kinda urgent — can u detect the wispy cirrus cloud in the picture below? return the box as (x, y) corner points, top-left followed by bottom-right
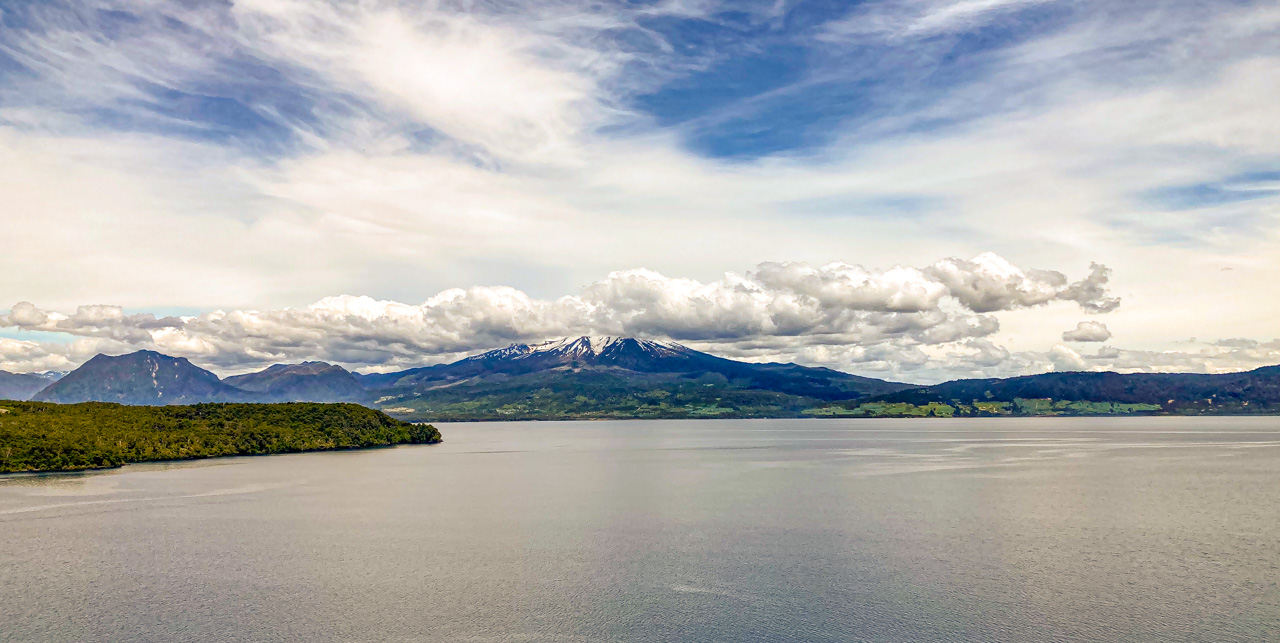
(819, 0), (1059, 41)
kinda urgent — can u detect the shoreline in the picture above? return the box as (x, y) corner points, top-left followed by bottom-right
(394, 410), (1280, 422)
(0, 441), (438, 477)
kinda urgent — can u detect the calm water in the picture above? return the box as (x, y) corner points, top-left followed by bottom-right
(2, 418), (1279, 642)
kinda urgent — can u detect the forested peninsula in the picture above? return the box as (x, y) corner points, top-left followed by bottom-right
(0, 402), (442, 473)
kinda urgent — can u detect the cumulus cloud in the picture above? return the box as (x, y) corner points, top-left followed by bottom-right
(1055, 264), (1122, 314)
(1047, 344), (1089, 371)
(0, 337), (120, 374)
(5, 302), (48, 327)
(1062, 320), (1112, 342)
(925, 254), (1120, 313)
(0, 253), (1117, 373)
(0, 338), (66, 373)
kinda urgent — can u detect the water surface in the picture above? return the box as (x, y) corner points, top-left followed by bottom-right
(3, 417), (1279, 641)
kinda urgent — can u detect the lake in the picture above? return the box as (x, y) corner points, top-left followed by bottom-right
(2, 417), (1279, 642)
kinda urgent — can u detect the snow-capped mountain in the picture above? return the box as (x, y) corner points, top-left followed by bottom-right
(466, 336), (687, 363)
(460, 336), (689, 363)
(358, 336), (910, 400)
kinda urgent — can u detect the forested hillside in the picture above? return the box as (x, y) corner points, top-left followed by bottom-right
(0, 402), (441, 473)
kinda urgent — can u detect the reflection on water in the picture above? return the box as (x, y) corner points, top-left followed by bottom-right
(2, 417), (1279, 642)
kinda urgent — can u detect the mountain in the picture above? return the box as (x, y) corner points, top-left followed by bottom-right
(362, 336), (908, 399)
(17, 339), (912, 419)
(362, 336), (914, 420)
(0, 371), (52, 401)
(224, 362), (368, 403)
(29, 342), (1279, 419)
(32, 351), (260, 405)
(857, 365), (1280, 415)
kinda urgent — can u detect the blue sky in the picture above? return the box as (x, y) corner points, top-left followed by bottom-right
(0, 0), (1114, 159)
(0, 0), (1278, 379)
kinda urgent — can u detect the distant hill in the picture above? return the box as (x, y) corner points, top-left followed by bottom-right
(32, 351), (260, 405)
(849, 366), (1280, 416)
(0, 371), (52, 401)
(225, 362), (368, 403)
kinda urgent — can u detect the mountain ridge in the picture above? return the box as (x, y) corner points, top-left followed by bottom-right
(12, 338), (1280, 417)
(224, 361), (368, 403)
(32, 351), (261, 405)
(0, 370), (53, 401)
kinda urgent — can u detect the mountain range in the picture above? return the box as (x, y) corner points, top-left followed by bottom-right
(0, 370), (57, 402)
(8, 336), (1280, 418)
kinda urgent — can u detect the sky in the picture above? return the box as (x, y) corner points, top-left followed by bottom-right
(1, 0), (1278, 382)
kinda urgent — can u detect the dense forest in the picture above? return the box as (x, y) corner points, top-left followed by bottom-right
(0, 402), (441, 473)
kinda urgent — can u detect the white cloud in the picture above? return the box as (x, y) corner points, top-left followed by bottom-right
(0, 0), (1277, 383)
(0, 337), (125, 374)
(1047, 343), (1088, 371)
(822, 0), (1056, 41)
(925, 254), (1120, 313)
(0, 338), (67, 373)
(1, 253), (1117, 374)
(229, 0), (618, 164)
(1062, 320), (1111, 342)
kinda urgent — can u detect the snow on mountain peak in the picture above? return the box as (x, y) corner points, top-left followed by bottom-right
(528, 336), (621, 356)
(476, 336), (691, 362)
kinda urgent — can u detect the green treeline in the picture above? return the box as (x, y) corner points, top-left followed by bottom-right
(0, 401), (442, 473)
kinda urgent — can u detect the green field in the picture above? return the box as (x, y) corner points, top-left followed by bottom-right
(807, 397), (1163, 418)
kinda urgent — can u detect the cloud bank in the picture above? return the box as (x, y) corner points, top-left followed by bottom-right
(2, 252), (1276, 382)
(2, 253), (1117, 375)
